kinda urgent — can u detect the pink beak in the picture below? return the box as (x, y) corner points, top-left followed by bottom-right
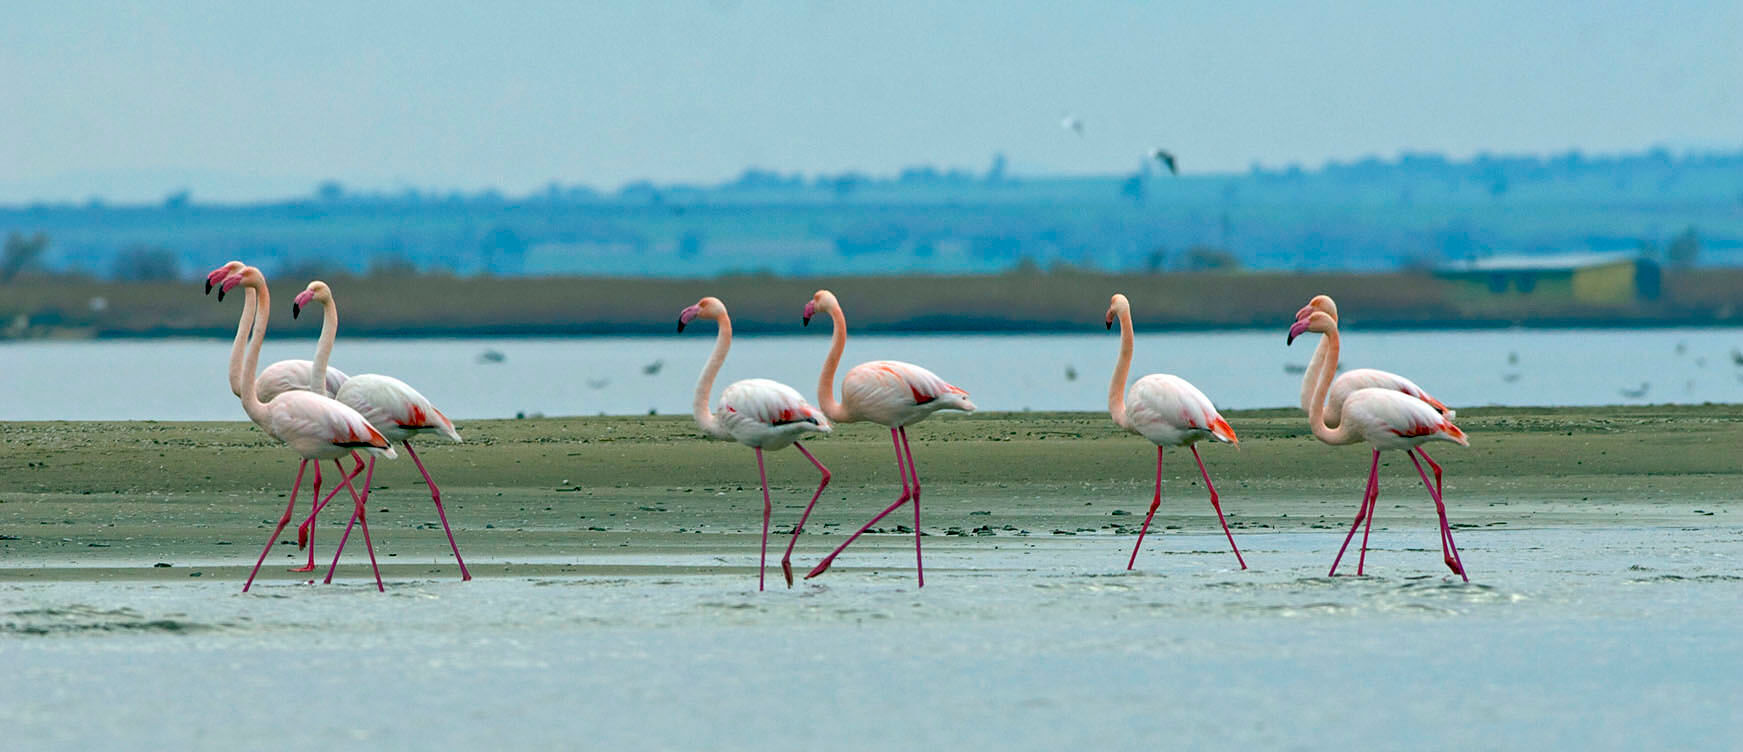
(1286, 319), (1311, 345)
(802, 300), (817, 326)
(676, 304), (701, 333)
(1294, 303), (1316, 321)
(218, 274), (244, 301)
(292, 290), (314, 319)
(205, 268), (231, 294)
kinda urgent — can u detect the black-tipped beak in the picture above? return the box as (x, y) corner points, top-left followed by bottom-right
(205, 279), (214, 295)
(1105, 320), (1112, 330)
(292, 303), (301, 319)
(1287, 319), (1310, 345)
(802, 314), (811, 326)
(217, 288), (227, 302)
(1286, 331), (1297, 345)
(676, 317), (687, 333)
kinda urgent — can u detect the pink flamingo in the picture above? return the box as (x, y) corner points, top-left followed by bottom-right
(1294, 294), (1452, 498)
(800, 290), (975, 587)
(289, 281), (471, 583)
(206, 261), (354, 574)
(1290, 309), (1471, 580)
(218, 267), (397, 592)
(1105, 294), (1246, 570)
(678, 296), (832, 590)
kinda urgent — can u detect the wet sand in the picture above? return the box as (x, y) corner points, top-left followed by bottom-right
(3, 407), (1741, 749)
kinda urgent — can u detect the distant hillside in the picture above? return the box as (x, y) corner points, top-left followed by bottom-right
(2, 148), (1741, 280)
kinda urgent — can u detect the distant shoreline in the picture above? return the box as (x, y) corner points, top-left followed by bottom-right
(5, 269), (1743, 341)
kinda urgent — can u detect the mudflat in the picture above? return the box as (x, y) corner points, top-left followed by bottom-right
(2, 405), (1737, 582)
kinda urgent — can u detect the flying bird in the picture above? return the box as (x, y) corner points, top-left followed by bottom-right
(1150, 148), (1178, 175)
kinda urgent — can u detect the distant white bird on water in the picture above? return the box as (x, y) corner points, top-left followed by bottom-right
(1061, 114), (1084, 136)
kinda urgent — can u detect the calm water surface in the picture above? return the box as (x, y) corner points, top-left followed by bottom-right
(5, 327), (1742, 420)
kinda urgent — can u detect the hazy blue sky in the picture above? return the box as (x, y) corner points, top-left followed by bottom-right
(2, 1), (1738, 202)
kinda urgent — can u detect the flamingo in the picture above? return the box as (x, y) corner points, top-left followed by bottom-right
(218, 266), (397, 592)
(287, 280), (472, 583)
(800, 290), (975, 587)
(1289, 310), (1471, 580)
(205, 261), (355, 573)
(678, 296), (832, 590)
(1293, 294), (1454, 562)
(1104, 294), (1246, 570)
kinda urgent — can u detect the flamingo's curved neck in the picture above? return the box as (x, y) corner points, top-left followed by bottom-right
(310, 295), (338, 395)
(692, 310), (731, 439)
(228, 287), (256, 398)
(1108, 308), (1134, 431)
(239, 278), (271, 427)
(816, 305), (852, 423)
(1306, 325), (1358, 445)
(1300, 323), (1331, 413)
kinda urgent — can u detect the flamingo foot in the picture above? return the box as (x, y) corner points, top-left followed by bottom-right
(288, 563), (316, 573)
(805, 555), (836, 580)
(781, 558), (795, 588)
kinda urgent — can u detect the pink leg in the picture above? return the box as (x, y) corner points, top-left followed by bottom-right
(1418, 448), (1453, 560)
(755, 447), (770, 592)
(1127, 447), (1164, 570)
(1191, 445), (1246, 570)
(899, 427), (924, 588)
(291, 463), (322, 572)
(243, 459), (308, 592)
(779, 442), (830, 588)
(805, 429), (911, 581)
(300, 452), (365, 530)
(403, 441), (470, 581)
(1356, 464), (1379, 575)
(1330, 450), (1381, 577)
(348, 462), (385, 593)
(322, 456), (374, 585)
(1409, 449), (1468, 581)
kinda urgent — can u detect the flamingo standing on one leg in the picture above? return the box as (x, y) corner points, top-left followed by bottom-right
(800, 290), (975, 587)
(1292, 295), (1456, 572)
(288, 281), (471, 583)
(205, 261), (354, 573)
(1289, 310), (1471, 580)
(678, 296), (832, 590)
(1105, 294), (1246, 570)
(217, 267), (397, 592)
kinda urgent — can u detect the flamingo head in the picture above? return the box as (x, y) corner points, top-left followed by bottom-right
(676, 296), (723, 333)
(218, 266), (263, 302)
(1288, 310), (1335, 345)
(1104, 293), (1130, 330)
(1295, 294), (1337, 323)
(206, 260), (245, 295)
(292, 281), (330, 319)
(803, 289), (837, 327)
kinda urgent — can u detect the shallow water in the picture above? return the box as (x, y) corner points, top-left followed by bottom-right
(4, 525), (1740, 749)
(5, 327), (1743, 420)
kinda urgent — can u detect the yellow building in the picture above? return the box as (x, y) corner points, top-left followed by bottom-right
(1436, 252), (1659, 303)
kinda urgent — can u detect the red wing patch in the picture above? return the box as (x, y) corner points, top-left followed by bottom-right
(908, 382), (937, 405)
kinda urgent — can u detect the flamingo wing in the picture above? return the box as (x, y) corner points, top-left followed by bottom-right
(843, 360), (972, 409)
(338, 374), (461, 443)
(719, 378), (828, 429)
(268, 391), (397, 457)
(1346, 388), (1467, 446)
(1332, 368), (1451, 416)
(1126, 374), (1237, 445)
(258, 360), (351, 402)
